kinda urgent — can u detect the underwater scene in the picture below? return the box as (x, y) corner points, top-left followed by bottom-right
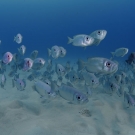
(0, 0), (135, 135)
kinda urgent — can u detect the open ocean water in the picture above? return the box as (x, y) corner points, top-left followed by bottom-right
(0, 0), (135, 135)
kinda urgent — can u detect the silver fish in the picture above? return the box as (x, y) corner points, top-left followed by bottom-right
(58, 84), (88, 104)
(34, 80), (56, 98)
(111, 48), (128, 57)
(81, 71), (99, 88)
(59, 46), (66, 57)
(18, 45), (26, 55)
(55, 64), (66, 76)
(12, 75), (26, 91)
(0, 74), (6, 89)
(2, 52), (13, 64)
(23, 58), (33, 71)
(14, 33), (23, 44)
(68, 34), (94, 47)
(30, 50), (38, 60)
(77, 57), (118, 75)
(13, 53), (22, 63)
(46, 59), (52, 73)
(32, 58), (45, 70)
(65, 70), (78, 84)
(48, 45), (60, 59)
(90, 30), (107, 45)
(124, 91), (135, 107)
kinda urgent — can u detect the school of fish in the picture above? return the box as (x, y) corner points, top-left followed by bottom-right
(0, 30), (135, 108)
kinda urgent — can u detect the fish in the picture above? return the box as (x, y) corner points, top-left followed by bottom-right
(27, 74), (35, 81)
(111, 48), (128, 57)
(0, 60), (6, 72)
(2, 52), (13, 64)
(68, 34), (94, 47)
(32, 58), (45, 70)
(18, 45), (26, 55)
(42, 71), (51, 80)
(90, 30), (107, 45)
(31, 71), (41, 79)
(65, 70), (78, 84)
(30, 50), (38, 60)
(114, 74), (122, 85)
(46, 59), (52, 73)
(81, 70), (99, 88)
(48, 45), (60, 59)
(43, 79), (51, 86)
(12, 74), (26, 91)
(13, 53), (22, 64)
(126, 52), (135, 64)
(58, 84), (89, 104)
(55, 64), (66, 76)
(124, 91), (135, 107)
(59, 46), (66, 57)
(34, 80), (56, 98)
(77, 57), (118, 75)
(65, 61), (71, 73)
(119, 71), (127, 79)
(77, 72), (85, 85)
(0, 74), (6, 89)
(23, 58), (33, 71)
(8, 70), (16, 77)
(14, 33), (23, 44)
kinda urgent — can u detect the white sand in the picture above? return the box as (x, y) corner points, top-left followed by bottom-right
(0, 65), (135, 135)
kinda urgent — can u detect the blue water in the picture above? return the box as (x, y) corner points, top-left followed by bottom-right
(0, 0), (135, 60)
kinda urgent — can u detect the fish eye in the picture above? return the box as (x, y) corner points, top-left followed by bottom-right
(76, 95), (81, 100)
(54, 49), (56, 51)
(59, 69), (61, 71)
(86, 36), (90, 41)
(92, 80), (94, 82)
(110, 84), (113, 88)
(106, 62), (111, 67)
(97, 31), (101, 34)
(73, 76), (74, 78)
(8, 55), (9, 57)
(48, 92), (50, 94)
(20, 82), (21, 85)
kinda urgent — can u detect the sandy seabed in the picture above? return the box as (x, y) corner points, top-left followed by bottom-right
(0, 65), (135, 135)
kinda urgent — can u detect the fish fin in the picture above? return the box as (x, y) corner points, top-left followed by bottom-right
(47, 48), (51, 57)
(14, 36), (16, 41)
(17, 48), (20, 53)
(111, 52), (115, 57)
(93, 39), (101, 46)
(67, 37), (73, 44)
(77, 59), (85, 71)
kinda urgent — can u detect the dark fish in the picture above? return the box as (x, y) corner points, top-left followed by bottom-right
(126, 52), (135, 64)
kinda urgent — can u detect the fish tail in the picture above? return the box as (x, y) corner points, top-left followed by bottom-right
(77, 59), (85, 71)
(47, 48), (51, 57)
(111, 52), (115, 57)
(14, 36), (16, 41)
(67, 37), (73, 44)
